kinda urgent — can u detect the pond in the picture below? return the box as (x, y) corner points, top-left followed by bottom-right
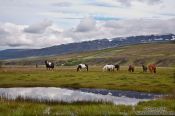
(0, 87), (163, 105)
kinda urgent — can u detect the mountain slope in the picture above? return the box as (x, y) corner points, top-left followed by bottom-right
(3, 42), (175, 67)
(0, 34), (175, 60)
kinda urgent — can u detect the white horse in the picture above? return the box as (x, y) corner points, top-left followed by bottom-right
(103, 65), (115, 72)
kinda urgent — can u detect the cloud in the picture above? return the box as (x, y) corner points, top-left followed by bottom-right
(0, 17), (175, 50)
(63, 17), (175, 42)
(75, 17), (96, 32)
(116, 0), (162, 6)
(0, 21), (73, 49)
(52, 2), (72, 7)
(24, 20), (52, 34)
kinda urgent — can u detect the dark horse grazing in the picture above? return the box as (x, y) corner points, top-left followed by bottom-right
(148, 64), (156, 73)
(77, 64), (88, 72)
(45, 60), (54, 70)
(142, 64), (147, 72)
(128, 65), (134, 72)
(115, 64), (120, 71)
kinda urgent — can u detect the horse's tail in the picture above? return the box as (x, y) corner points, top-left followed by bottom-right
(85, 64), (88, 71)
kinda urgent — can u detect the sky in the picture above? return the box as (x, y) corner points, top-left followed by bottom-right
(0, 0), (175, 50)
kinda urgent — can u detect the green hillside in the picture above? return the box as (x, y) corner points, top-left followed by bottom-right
(3, 42), (175, 67)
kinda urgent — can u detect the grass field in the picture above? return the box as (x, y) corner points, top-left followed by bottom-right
(0, 98), (175, 115)
(0, 66), (175, 115)
(0, 66), (174, 93)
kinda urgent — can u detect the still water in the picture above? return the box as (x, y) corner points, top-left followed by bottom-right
(0, 87), (163, 105)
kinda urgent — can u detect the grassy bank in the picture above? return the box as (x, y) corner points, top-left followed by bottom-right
(0, 98), (174, 115)
(0, 66), (174, 93)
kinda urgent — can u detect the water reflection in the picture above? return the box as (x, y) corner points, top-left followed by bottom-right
(0, 87), (162, 105)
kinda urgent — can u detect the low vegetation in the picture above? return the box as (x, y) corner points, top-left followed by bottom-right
(0, 98), (174, 115)
(0, 66), (174, 94)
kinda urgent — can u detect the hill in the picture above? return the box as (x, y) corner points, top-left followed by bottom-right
(3, 42), (175, 67)
(0, 34), (174, 60)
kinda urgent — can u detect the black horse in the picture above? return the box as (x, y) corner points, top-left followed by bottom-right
(114, 64), (120, 71)
(45, 60), (54, 70)
(142, 64), (147, 72)
(77, 64), (88, 72)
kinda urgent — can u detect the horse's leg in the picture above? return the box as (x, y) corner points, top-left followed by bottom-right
(154, 68), (156, 73)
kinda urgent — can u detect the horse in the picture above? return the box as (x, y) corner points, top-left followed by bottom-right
(115, 64), (120, 71)
(103, 64), (120, 72)
(142, 64), (147, 72)
(148, 64), (156, 73)
(128, 65), (134, 72)
(45, 60), (54, 70)
(77, 64), (88, 72)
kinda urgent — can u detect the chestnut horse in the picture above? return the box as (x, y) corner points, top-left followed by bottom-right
(128, 65), (134, 72)
(148, 64), (156, 73)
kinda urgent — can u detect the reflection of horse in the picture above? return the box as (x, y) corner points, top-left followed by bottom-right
(77, 64), (88, 72)
(128, 65), (134, 72)
(45, 60), (54, 70)
(148, 64), (156, 73)
(103, 64), (120, 72)
(142, 64), (147, 72)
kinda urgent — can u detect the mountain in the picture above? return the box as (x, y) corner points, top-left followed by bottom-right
(0, 34), (175, 60)
(3, 42), (175, 67)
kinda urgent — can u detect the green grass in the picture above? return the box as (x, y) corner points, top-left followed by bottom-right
(0, 98), (174, 115)
(0, 66), (175, 115)
(0, 66), (174, 94)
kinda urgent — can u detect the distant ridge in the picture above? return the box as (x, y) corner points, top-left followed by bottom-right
(0, 34), (174, 60)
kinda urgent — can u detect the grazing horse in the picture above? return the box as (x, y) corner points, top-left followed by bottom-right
(148, 64), (156, 73)
(142, 64), (147, 72)
(45, 60), (54, 70)
(77, 64), (88, 72)
(128, 65), (134, 72)
(103, 64), (119, 72)
(115, 64), (120, 71)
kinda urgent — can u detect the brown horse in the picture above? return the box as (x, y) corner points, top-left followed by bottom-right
(148, 64), (156, 73)
(128, 65), (134, 72)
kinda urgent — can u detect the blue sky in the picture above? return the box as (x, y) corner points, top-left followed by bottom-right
(0, 0), (175, 50)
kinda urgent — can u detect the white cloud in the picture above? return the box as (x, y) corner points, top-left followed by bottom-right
(116, 0), (162, 6)
(24, 20), (52, 34)
(75, 17), (96, 32)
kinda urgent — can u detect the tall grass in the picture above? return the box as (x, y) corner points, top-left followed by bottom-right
(0, 98), (174, 115)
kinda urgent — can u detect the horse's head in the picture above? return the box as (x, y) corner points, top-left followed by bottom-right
(45, 60), (48, 64)
(114, 64), (119, 68)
